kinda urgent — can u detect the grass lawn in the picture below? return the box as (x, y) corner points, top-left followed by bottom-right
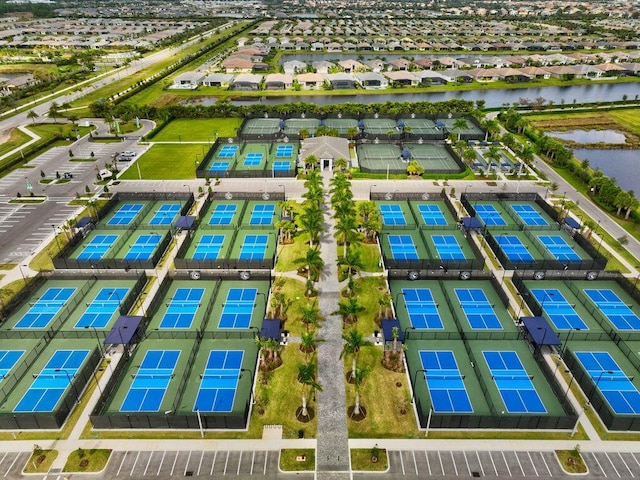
(555, 450), (587, 474)
(351, 448), (388, 471)
(275, 231), (310, 272)
(119, 144), (204, 180)
(270, 277), (313, 336)
(0, 127), (31, 157)
(29, 124), (92, 143)
(279, 449), (315, 471)
(345, 346), (418, 438)
(528, 108), (640, 137)
(346, 242), (382, 275)
(63, 449), (111, 472)
(153, 118), (243, 142)
(24, 450), (58, 473)
(344, 276), (388, 336)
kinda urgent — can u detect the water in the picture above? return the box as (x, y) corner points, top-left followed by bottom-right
(548, 130), (627, 144)
(573, 149), (640, 192)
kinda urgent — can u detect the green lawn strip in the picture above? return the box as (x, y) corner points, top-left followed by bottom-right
(275, 231), (309, 272)
(119, 144), (202, 180)
(270, 277), (310, 336)
(63, 449), (111, 473)
(555, 449), (587, 474)
(23, 449), (58, 473)
(345, 276), (388, 337)
(0, 264), (15, 270)
(351, 448), (388, 471)
(346, 346), (419, 439)
(9, 198), (45, 204)
(349, 242), (382, 273)
(0, 127), (31, 157)
(0, 277), (31, 308)
(152, 118), (243, 142)
(279, 449), (315, 471)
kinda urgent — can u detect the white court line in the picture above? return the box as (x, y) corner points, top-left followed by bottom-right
(116, 451), (128, 476)
(157, 451), (166, 476)
(527, 452), (539, 476)
(129, 451), (140, 476)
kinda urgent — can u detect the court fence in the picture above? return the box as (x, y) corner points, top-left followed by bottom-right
(0, 338), (49, 410)
(0, 272), (45, 324)
(359, 143), (464, 175)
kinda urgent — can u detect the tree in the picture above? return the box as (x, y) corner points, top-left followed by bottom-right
(48, 102), (59, 123)
(337, 249), (365, 279)
(335, 297), (365, 326)
(351, 366), (371, 417)
(294, 247), (325, 286)
(334, 214), (359, 258)
(484, 146), (501, 172)
(346, 127), (359, 141)
(300, 331), (319, 360)
(340, 328), (368, 380)
(277, 200), (296, 219)
(300, 301), (321, 332)
(406, 160), (424, 176)
(453, 117), (468, 141)
(297, 362), (321, 419)
(275, 219), (296, 243)
(334, 157), (348, 172)
(27, 110), (38, 124)
(298, 206), (323, 247)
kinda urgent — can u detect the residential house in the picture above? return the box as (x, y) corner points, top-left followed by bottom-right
(202, 73), (234, 88)
(296, 72), (325, 89)
(412, 70), (448, 85)
(364, 59), (385, 72)
(383, 71), (419, 86)
(355, 72), (388, 89)
(231, 74), (263, 91)
(221, 56), (254, 73)
(171, 71), (204, 89)
(338, 59), (366, 73)
(283, 60), (307, 75)
(264, 73), (293, 90)
(324, 72), (356, 89)
(312, 61), (335, 74)
(388, 58), (411, 71)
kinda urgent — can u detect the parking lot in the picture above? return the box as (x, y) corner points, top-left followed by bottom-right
(0, 452), (28, 478)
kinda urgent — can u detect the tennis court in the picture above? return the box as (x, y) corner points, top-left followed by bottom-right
(575, 351), (640, 414)
(107, 204), (143, 226)
(379, 204), (407, 226)
(208, 161), (231, 173)
(195, 350), (243, 412)
(219, 288), (257, 329)
(15, 287), (76, 329)
(415, 204), (448, 226)
(475, 204), (508, 226)
(362, 118), (397, 136)
(75, 287), (128, 328)
(76, 234), (119, 261)
(202, 201), (243, 227)
(431, 235), (465, 260)
(322, 118), (358, 135)
(0, 350), (25, 379)
(387, 235), (419, 260)
(402, 288), (443, 329)
(270, 160), (292, 172)
(192, 234), (225, 260)
(241, 118), (281, 136)
(510, 204), (549, 226)
(400, 118), (440, 136)
(284, 118), (320, 136)
(121, 350), (180, 412)
(357, 144), (404, 172)
(124, 233), (162, 261)
(484, 350), (546, 413)
(161, 288), (205, 329)
(537, 235), (581, 262)
(238, 234), (268, 260)
(217, 145), (239, 158)
(419, 350), (473, 413)
(456, 288), (502, 329)
(247, 204), (276, 226)
(584, 289), (640, 331)
(496, 234), (535, 262)
(149, 204), (182, 226)
(242, 153), (264, 167)
(436, 117), (484, 137)
(14, 349), (89, 412)
(404, 144), (460, 172)
(275, 144), (294, 157)
(531, 288), (588, 330)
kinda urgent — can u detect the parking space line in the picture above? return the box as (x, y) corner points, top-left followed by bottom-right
(0, 453), (7, 470)
(438, 451), (444, 475)
(399, 449), (405, 475)
(450, 451), (457, 476)
(223, 451), (229, 475)
(463, 451), (471, 476)
(250, 451), (255, 475)
(412, 450), (418, 476)
(502, 451), (511, 476)
(157, 451), (166, 476)
(604, 452), (620, 477)
(237, 451), (242, 475)
(527, 452), (539, 476)
(631, 452), (640, 469)
(171, 451), (179, 476)
(618, 453), (633, 477)
(197, 451), (204, 476)
(488, 452), (498, 476)
(143, 451), (153, 476)
(4, 454), (20, 478)
(589, 452), (607, 478)
(515, 452), (525, 476)
(210, 451), (217, 476)
(183, 451), (192, 476)
(476, 452), (485, 477)
(425, 451), (431, 475)
(129, 451), (140, 476)
(264, 451), (268, 475)
(116, 451), (128, 476)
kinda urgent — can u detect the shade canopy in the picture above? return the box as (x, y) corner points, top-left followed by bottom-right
(382, 318), (404, 343)
(461, 217), (483, 229)
(564, 217), (580, 229)
(260, 318), (281, 340)
(175, 216), (196, 230)
(104, 316), (144, 345)
(521, 316), (561, 346)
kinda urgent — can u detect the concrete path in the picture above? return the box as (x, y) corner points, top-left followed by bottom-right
(316, 171), (350, 476)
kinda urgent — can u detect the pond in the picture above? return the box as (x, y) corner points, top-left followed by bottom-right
(573, 149), (640, 192)
(548, 130), (627, 144)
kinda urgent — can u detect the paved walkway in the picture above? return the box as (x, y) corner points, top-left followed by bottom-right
(316, 171), (350, 477)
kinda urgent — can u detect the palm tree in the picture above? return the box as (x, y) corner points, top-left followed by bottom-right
(277, 200), (296, 219)
(294, 247), (325, 285)
(346, 127), (359, 142)
(406, 160), (424, 176)
(298, 208), (323, 247)
(297, 362), (322, 419)
(351, 366), (371, 417)
(303, 154), (317, 171)
(334, 214), (360, 257)
(335, 297), (365, 326)
(300, 331), (319, 360)
(27, 110), (38, 124)
(337, 249), (365, 278)
(255, 336), (269, 370)
(462, 148), (477, 166)
(484, 146), (502, 172)
(48, 102), (60, 123)
(453, 117), (468, 141)
(334, 157), (348, 172)
(275, 219), (296, 243)
(340, 328), (368, 380)
(300, 301), (321, 331)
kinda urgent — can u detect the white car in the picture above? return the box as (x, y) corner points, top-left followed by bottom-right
(123, 151), (137, 156)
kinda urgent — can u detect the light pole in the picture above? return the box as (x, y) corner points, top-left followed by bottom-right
(411, 369), (428, 404)
(56, 369), (81, 404)
(241, 368), (255, 404)
(108, 290), (124, 315)
(588, 370), (614, 405)
(369, 183), (377, 200)
(51, 225), (62, 253)
(539, 291), (555, 314)
(84, 325), (104, 356)
(195, 408), (204, 438)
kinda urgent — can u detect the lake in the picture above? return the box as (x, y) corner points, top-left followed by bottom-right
(573, 149), (640, 192)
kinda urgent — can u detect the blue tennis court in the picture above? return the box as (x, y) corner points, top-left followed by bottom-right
(107, 204), (143, 226)
(219, 288), (256, 329)
(402, 288), (443, 329)
(14, 349), (89, 412)
(194, 350), (243, 412)
(249, 204), (275, 225)
(531, 288), (588, 330)
(419, 350), (473, 413)
(209, 161), (230, 172)
(161, 288), (205, 329)
(584, 289), (640, 331)
(243, 153), (263, 166)
(418, 205), (447, 226)
(455, 288), (502, 329)
(218, 145), (238, 158)
(432, 235), (465, 260)
(496, 235), (534, 262)
(475, 204), (507, 226)
(193, 234), (225, 260)
(273, 161), (291, 171)
(239, 234), (268, 260)
(276, 145), (293, 158)
(75, 287), (128, 328)
(388, 235), (418, 261)
(0, 350), (25, 379)
(537, 235), (581, 261)
(124, 234), (162, 261)
(574, 351), (640, 415)
(511, 204), (548, 226)
(379, 204), (406, 226)
(121, 350), (180, 412)
(77, 234), (118, 261)
(150, 204), (181, 226)
(209, 204), (237, 225)
(483, 350), (546, 413)
(16, 287), (76, 328)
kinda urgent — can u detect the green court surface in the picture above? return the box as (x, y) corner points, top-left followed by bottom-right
(175, 338), (257, 415)
(437, 118), (484, 136)
(500, 200), (554, 227)
(0, 338), (97, 415)
(153, 118), (242, 142)
(473, 201), (518, 228)
(202, 280), (269, 333)
(357, 144), (403, 172)
(240, 201), (279, 228)
(409, 201), (457, 228)
(229, 229), (277, 261)
(200, 200), (245, 228)
(492, 230), (546, 261)
(423, 230), (477, 261)
(323, 118), (359, 135)
(380, 231), (429, 263)
(146, 280), (218, 332)
(283, 118), (320, 136)
(109, 229), (166, 262)
(404, 144), (460, 172)
(400, 118), (440, 136)
(182, 229), (234, 261)
(237, 143), (270, 170)
(391, 279), (458, 333)
(241, 118), (281, 136)
(362, 118), (398, 136)
(375, 201), (417, 228)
